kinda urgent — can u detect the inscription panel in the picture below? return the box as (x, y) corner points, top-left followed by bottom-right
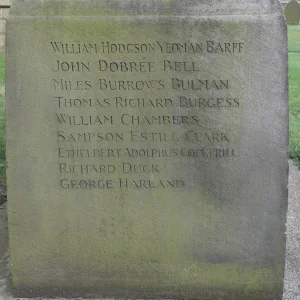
(50, 37), (243, 191)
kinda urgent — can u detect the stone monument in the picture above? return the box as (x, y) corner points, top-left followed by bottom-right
(6, 0), (289, 299)
(284, 0), (300, 25)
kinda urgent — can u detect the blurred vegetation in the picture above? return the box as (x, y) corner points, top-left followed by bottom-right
(289, 54), (300, 166)
(288, 25), (300, 53)
(288, 25), (300, 166)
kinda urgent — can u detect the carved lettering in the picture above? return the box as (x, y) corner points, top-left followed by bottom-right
(49, 38), (243, 190)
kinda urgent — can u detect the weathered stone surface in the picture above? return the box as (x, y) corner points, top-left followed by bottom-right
(6, 0), (288, 299)
(284, 0), (300, 25)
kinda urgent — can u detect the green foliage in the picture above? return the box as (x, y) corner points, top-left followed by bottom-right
(289, 54), (300, 166)
(288, 25), (300, 53)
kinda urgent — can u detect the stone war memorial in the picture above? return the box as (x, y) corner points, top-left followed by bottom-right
(6, 0), (288, 299)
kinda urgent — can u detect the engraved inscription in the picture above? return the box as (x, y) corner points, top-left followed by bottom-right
(50, 39), (243, 189)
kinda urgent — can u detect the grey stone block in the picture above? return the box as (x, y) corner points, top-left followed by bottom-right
(6, 0), (289, 299)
